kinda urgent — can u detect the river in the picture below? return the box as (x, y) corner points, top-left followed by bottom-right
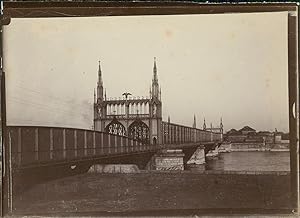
(205, 151), (290, 171)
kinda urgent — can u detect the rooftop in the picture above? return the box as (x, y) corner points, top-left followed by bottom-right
(239, 126), (256, 132)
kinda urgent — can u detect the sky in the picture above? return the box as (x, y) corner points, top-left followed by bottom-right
(3, 12), (289, 132)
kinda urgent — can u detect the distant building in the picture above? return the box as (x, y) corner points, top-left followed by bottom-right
(226, 128), (239, 135)
(225, 125), (289, 145)
(239, 126), (256, 135)
(225, 126), (256, 142)
(275, 132), (289, 144)
(257, 131), (272, 136)
(257, 131), (274, 143)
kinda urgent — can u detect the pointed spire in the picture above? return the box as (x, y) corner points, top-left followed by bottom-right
(168, 115), (170, 123)
(203, 118), (206, 130)
(193, 114), (196, 128)
(151, 57), (160, 99)
(98, 60), (103, 85)
(97, 60), (104, 102)
(153, 57), (157, 78)
(104, 89), (107, 100)
(152, 57), (159, 83)
(220, 117), (224, 134)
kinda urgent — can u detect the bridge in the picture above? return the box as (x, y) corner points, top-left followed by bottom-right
(2, 58), (224, 212)
(4, 124), (222, 207)
(5, 58), (223, 171)
(6, 123), (221, 170)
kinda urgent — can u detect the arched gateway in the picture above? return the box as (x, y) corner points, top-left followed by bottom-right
(129, 119), (150, 143)
(105, 116), (126, 136)
(93, 58), (162, 144)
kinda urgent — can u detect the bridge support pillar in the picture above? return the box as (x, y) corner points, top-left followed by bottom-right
(206, 146), (219, 160)
(187, 146), (205, 165)
(147, 149), (184, 171)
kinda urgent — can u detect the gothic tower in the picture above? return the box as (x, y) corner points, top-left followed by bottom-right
(97, 61), (104, 102)
(151, 57), (160, 100)
(93, 58), (163, 145)
(149, 57), (162, 144)
(94, 61), (105, 131)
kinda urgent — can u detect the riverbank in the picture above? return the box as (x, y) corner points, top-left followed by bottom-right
(219, 142), (289, 152)
(13, 170), (291, 215)
(231, 148), (290, 152)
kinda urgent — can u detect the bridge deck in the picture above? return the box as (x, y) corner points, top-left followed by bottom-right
(5, 126), (221, 169)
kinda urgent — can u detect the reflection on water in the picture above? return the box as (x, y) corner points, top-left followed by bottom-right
(205, 151), (290, 171)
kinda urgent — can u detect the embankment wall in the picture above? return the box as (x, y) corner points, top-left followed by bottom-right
(231, 143), (289, 151)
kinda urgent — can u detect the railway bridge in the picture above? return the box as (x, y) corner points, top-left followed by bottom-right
(3, 124), (222, 211)
(4, 123), (222, 182)
(2, 58), (224, 212)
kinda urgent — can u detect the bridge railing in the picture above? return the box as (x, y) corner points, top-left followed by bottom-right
(6, 126), (153, 168)
(161, 122), (222, 145)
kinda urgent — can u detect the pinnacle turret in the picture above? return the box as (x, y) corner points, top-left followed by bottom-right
(193, 114), (196, 128)
(151, 57), (160, 100)
(97, 60), (104, 102)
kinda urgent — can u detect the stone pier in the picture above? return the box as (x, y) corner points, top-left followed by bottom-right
(187, 147), (205, 165)
(147, 149), (185, 170)
(88, 164), (140, 173)
(219, 143), (232, 153)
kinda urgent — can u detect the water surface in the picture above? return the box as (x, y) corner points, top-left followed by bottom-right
(206, 151), (290, 171)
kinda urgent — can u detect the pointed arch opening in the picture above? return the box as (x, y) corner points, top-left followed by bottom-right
(129, 119), (150, 144)
(105, 117), (126, 136)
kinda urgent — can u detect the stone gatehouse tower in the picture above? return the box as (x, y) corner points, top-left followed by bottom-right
(94, 58), (162, 145)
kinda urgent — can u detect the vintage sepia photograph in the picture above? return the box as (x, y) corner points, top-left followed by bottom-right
(1, 2), (299, 217)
